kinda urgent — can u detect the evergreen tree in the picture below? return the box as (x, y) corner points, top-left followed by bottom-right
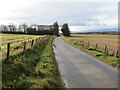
(53, 22), (59, 36)
(61, 23), (70, 36)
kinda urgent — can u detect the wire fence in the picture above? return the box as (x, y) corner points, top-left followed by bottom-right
(72, 39), (120, 58)
(1, 35), (51, 61)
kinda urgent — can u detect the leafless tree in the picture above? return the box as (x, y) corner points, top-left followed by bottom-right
(18, 25), (22, 32)
(22, 23), (28, 33)
(0, 25), (8, 32)
(3, 25), (8, 32)
(8, 23), (16, 32)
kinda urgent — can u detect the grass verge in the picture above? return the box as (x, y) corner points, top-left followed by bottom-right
(3, 36), (63, 88)
(62, 36), (120, 70)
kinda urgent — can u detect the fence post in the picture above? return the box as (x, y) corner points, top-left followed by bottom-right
(6, 43), (10, 61)
(23, 42), (26, 55)
(95, 44), (97, 50)
(104, 45), (107, 51)
(104, 45), (109, 54)
(31, 40), (34, 47)
(88, 41), (89, 47)
(115, 50), (119, 58)
(38, 38), (41, 43)
(35, 39), (37, 43)
(106, 48), (109, 55)
(37, 39), (38, 44)
(82, 41), (84, 45)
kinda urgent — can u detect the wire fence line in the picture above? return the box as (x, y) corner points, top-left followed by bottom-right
(72, 39), (119, 58)
(1, 35), (52, 61)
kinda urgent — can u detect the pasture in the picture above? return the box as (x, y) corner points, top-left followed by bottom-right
(1, 34), (43, 60)
(1, 34), (42, 45)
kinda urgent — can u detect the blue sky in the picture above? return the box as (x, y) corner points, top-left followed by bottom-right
(0, 0), (118, 32)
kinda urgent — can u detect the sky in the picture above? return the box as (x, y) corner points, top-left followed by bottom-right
(0, 0), (118, 32)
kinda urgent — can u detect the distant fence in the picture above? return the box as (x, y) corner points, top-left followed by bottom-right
(72, 39), (120, 58)
(1, 35), (51, 61)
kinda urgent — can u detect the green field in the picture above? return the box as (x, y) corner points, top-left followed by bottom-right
(62, 34), (120, 70)
(1, 34), (43, 45)
(1, 34), (44, 59)
(1, 34), (63, 88)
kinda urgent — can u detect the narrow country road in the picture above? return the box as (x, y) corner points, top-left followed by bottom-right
(53, 37), (118, 88)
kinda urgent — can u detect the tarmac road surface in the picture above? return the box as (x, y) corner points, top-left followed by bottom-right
(53, 37), (118, 88)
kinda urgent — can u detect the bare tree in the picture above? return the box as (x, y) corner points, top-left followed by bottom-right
(0, 25), (8, 32)
(13, 25), (16, 32)
(8, 24), (13, 32)
(8, 23), (16, 32)
(18, 25), (22, 32)
(22, 23), (28, 33)
(3, 25), (8, 32)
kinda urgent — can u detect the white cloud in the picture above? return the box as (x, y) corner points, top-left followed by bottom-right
(69, 25), (117, 32)
(40, 0), (118, 2)
(0, 1), (118, 32)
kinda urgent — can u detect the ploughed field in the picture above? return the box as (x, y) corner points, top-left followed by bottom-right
(62, 34), (119, 69)
(70, 34), (118, 54)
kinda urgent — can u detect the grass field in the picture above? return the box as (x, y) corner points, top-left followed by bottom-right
(1, 34), (63, 88)
(1, 34), (43, 59)
(1, 34), (42, 45)
(62, 34), (120, 70)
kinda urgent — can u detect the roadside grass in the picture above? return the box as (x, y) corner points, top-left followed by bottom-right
(3, 36), (63, 88)
(62, 36), (120, 70)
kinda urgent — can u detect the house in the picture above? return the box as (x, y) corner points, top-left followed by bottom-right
(37, 25), (54, 31)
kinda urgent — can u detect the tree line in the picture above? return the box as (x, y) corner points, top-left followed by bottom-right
(0, 22), (70, 36)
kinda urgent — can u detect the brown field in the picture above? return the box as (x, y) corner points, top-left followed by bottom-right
(69, 34), (118, 53)
(62, 34), (120, 69)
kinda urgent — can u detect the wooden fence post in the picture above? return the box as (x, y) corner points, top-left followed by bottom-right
(104, 45), (107, 51)
(38, 38), (41, 43)
(6, 43), (10, 61)
(23, 42), (26, 55)
(35, 39), (37, 43)
(37, 38), (39, 43)
(95, 44), (97, 50)
(0, 46), (1, 51)
(115, 50), (119, 58)
(104, 45), (109, 54)
(31, 40), (34, 47)
(88, 41), (89, 47)
(106, 48), (109, 55)
(82, 41), (84, 45)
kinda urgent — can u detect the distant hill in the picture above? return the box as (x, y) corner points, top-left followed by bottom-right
(72, 31), (118, 35)
(71, 28), (119, 35)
